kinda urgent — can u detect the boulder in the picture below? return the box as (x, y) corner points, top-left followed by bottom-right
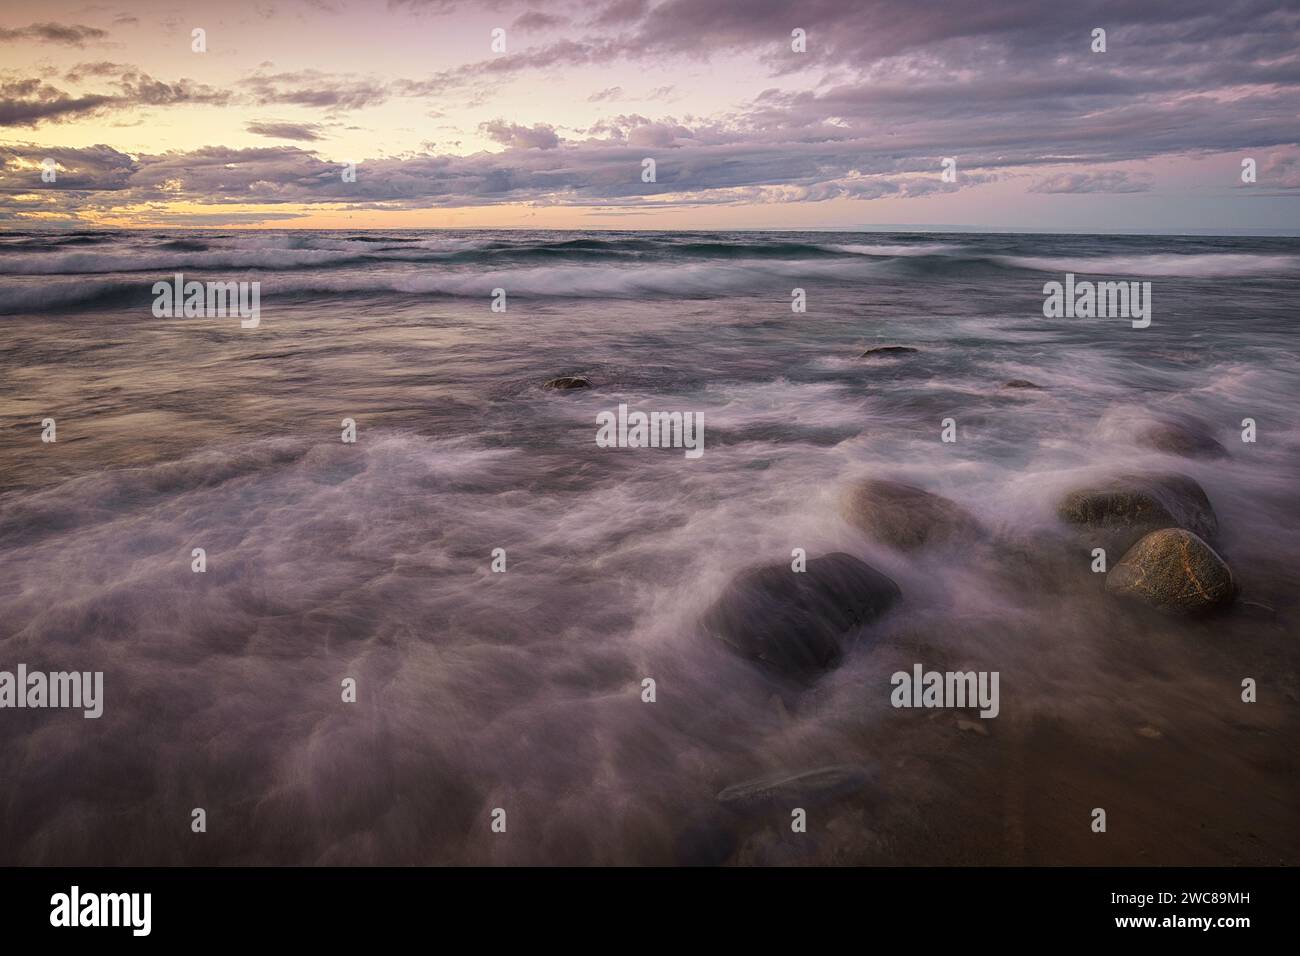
(1139, 419), (1228, 459)
(543, 376), (592, 390)
(860, 345), (918, 358)
(841, 478), (980, 551)
(1056, 472), (1217, 554)
(1106, 528), (1235, 614)
(701, 552), (899, 679)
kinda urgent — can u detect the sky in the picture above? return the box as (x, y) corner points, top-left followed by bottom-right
(0, 0), (1298, 232)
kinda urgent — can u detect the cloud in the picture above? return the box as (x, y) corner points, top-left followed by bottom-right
(1030, 171), (1154, 194)
(0, 80), (115, 126)
(246, 121), (325, 142)
(0, 126), (997, 218)
(478, 120), (560, 149)
(63, 62), (131, 84)
(1256, 151), (1300, 189)
(593, 0), (650, 26)
(0, 143), (137, 191)
(0, 68), (230, 127)
(511, 11), (568, 30)
(4, 0), (1299, 223)
(626, 122), (694, 148)
(239, 70), (390, 111)
(0, 23), (108, 46)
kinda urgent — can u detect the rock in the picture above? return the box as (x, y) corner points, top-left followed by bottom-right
(1139, 419), (1228, 459)
(673, 814), (739, 866)
(1106, 528), (1235, 615)
(701, 552), (900, 679)
(1002, 379), (1042, 389)
(543, 375), (592, 390)
(1056, 472), (1218, 554)
(716, 764), (878, 810)
(860, 345), (918, 358)
(841, 478), (980, 551)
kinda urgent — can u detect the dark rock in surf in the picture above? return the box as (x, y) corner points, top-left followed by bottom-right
(1138, 419), (1228, 460)
(543, 375), (592, 390)
(716, 764), (879, 811)
(1003, 379), (1042, 389)
(1056, 472), (1218, 554)
(860, 345), (918, 358)
(1106, 528), (1235, 615)
(840, 478), (980, 551)
(673, 813), (740, 866)
(701, 552), (900, 679)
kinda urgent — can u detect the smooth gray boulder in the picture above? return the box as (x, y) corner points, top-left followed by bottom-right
(701, 552), (900, 679)
(1139, 419), (1228, 459)
(1056, 472), (1218, 554)
(841, 478), (980, 551)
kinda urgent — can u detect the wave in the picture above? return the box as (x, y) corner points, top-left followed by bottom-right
(0, 259), (883, 312)
(821, 242), (961, 257)
(0, 247), (362, 275)
(273, 259), (877, 299)
(1, 232), (1296, 291)
(0, 279), (141, 313)
(992, 252), (1300, 277)
(0, 236), (950, 274)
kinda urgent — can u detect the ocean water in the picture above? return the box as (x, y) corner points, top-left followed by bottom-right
(0, 229), (1297, 865)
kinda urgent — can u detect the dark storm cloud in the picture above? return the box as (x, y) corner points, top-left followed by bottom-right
(0, 80), (115, 125)
(0, 133), (1002, 217)
(0, 69), (230, 128)
(0, 23), (108, 46)
(403, 0), (1299, 86)
(239, 70), (391, 111)
(383, 0), (1300, 168)
(0, 143), (137, 191)
(246, 121), (326, 141)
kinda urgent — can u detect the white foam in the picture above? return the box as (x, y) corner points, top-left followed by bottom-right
(994, 252), (1300, 277)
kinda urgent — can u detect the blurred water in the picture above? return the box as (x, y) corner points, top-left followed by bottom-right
(1, 230), (1297, 864)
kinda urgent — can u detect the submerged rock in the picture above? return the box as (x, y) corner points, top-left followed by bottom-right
(716, 764), (879, 810)
(1106, 528), (1235, 615)
(1056, 472), (1218, 554)
(1139, 419), (1228, 460)
(1002, 379), (1042, 389)
(860, 345), (918, 358)
(701, 552), (899, 679)
(841, 478), (980, 551)
(543, 375), (592, 390)
(673, 813), (740, 866)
